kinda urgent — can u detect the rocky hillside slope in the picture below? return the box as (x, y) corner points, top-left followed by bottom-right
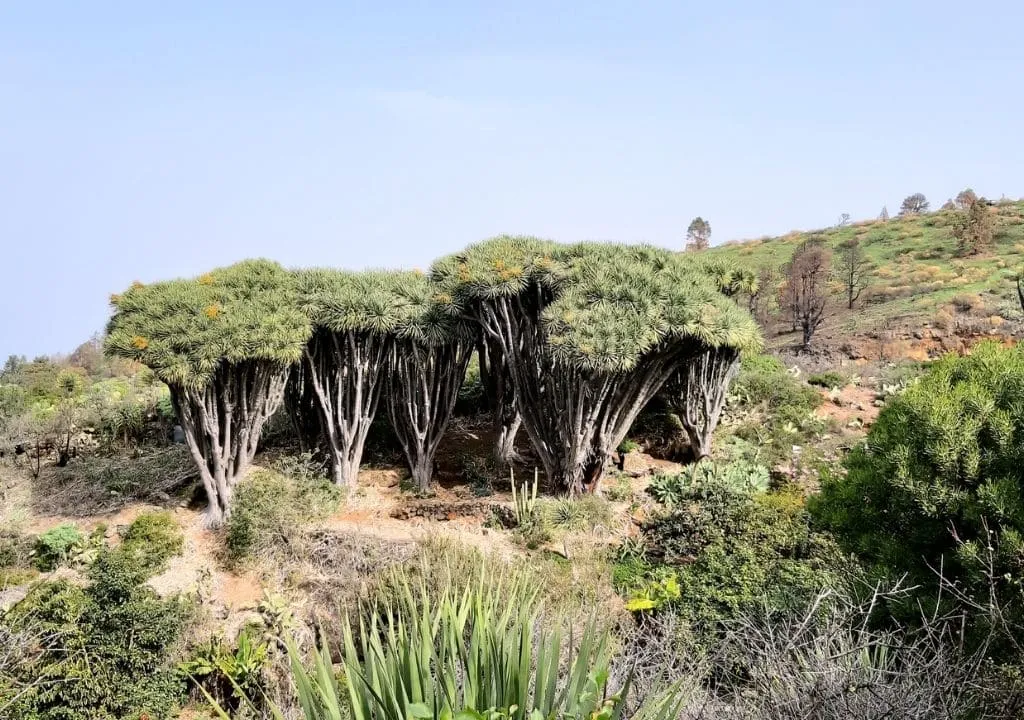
(706, 200), (1024, 361)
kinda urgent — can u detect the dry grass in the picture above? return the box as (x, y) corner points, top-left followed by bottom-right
(31, 446), (195, 517)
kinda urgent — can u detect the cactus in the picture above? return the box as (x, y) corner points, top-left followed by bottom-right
(510, 467), (539, 527)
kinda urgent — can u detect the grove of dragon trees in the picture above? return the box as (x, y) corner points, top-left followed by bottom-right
(105, 238), (760, 524)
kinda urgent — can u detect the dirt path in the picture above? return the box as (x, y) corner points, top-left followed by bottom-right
(814, 383), (881, 431)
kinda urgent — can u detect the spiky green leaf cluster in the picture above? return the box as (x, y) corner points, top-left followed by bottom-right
(430, 235), (566, 306)
(105, 259), (310, 387)
(296, 268), (470, 345)
(434, 237), (762, 372)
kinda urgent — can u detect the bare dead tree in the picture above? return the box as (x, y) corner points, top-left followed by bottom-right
(752, 265), (777, 325)
(835, 237), (873, 309)
(780, 238), (832, 350)
(686, 217), (712, 251)
(900, 193), (930, 215)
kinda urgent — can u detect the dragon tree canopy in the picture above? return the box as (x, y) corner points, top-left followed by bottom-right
(104, 259), (311, 387)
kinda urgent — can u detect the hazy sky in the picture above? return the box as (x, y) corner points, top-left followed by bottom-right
(2, 2), (1022, 359)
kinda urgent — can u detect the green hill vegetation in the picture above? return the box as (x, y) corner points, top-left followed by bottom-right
(3, 228), (1024, 719)
(705, 198), (1024, 352)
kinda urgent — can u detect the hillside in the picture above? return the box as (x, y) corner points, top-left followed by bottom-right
(706, 199), (1024, 361)
(3, 220), (1024, 719)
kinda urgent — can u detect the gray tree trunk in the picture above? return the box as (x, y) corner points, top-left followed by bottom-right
(170, 360), (288, 526)
(494, 413), (522, 466)
(386, 338), (472, 492)
(303, 328), (389, 488)
(473, 289), (684, 495)
(478, 336), (522, 465)
(666, 347), (740, 461)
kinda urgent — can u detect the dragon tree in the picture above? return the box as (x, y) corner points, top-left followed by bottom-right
(295, 269), (430, 487)
(659, 256), (754, 459)
(662, 346), (741, 459)
(105, 260), (310, 524)
(384, 272), (475, 490)
(433, 237), (760, 495)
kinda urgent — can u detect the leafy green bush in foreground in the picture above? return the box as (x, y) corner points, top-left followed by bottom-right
(225, 466), (340, 564)
(32, 523), (85, 571)
(619, 463), (843, 628)
(813, 340), (1024, 639)
(1, 547), (190, 719)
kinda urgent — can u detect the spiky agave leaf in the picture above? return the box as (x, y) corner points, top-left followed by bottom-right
(105, 259), (310, 387)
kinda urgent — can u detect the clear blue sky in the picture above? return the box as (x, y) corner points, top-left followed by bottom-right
(2, 2), (1022, 359)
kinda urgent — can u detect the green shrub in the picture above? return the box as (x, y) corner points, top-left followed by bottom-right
(722, 353), (825, 466)
(807, 370), (847, 389)
(119, 511), (184, 574)
(513, 521), (552, 550)
(539, 495), (612, 532)
(813, 341), (1024, 636)
(621, 475), (842, 629)
(457, 452), (497, 496)
(225, 468), (340, 564)
(0, 530), (34, 569)
(730, 353), (822, 422)
(33, 523), (84, 571)
(603, 474), (634, 502)
(2, 548), (190, 719)
(179, 629), (270, 712)
(618, 438), (640, 454)
(648, 460), (771, 507)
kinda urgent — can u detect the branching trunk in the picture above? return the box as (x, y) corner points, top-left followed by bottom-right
(303, 328), (389, 487)
(283, 362), (322, 454)
(473, 287), (684, 495)
(170, 360), (288, 525)
(664, 347), (740, 460)
(478, 336), (522, 465)
(386, 338), (472, 492)
(494, 413), (522, 466)
(388, 338), (472, 491)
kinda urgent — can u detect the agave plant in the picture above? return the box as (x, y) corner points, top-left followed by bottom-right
(340, 568), (622, 720)
(203, 565), (683, 720)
